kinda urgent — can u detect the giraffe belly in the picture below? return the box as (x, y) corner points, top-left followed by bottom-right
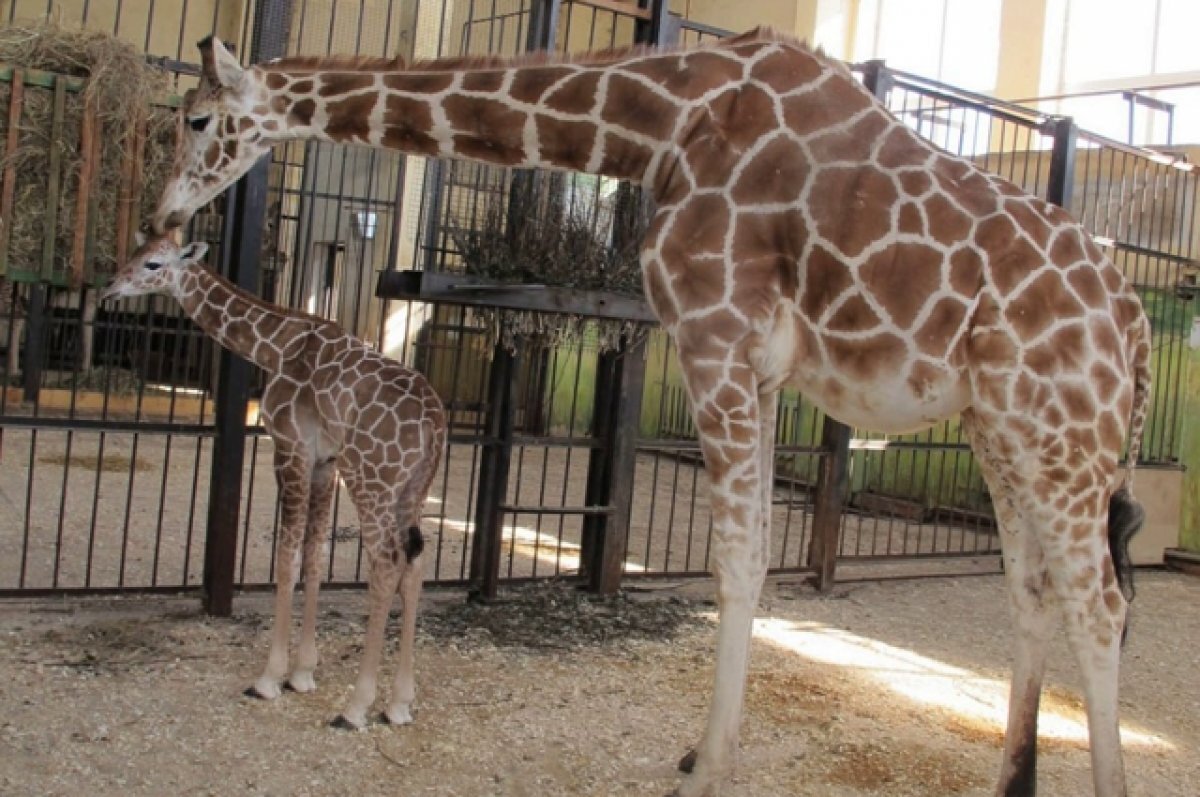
(790, 368), (971, 435)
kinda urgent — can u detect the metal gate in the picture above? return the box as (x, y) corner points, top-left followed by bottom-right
(1, 1), (1194, 603)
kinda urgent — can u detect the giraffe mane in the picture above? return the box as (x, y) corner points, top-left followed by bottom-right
(258, 26), (811, 76)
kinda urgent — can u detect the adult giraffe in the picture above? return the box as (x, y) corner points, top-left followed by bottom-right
(152, 29), (1151, 797)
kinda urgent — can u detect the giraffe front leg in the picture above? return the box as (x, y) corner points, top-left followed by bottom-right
(247, 449), (311, 701)
(249, 541), (301, 700)
(289, 459), (337, 694)
(675, 363), (770, 797)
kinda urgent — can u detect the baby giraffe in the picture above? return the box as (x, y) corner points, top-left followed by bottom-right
(102, 234), (447, 729)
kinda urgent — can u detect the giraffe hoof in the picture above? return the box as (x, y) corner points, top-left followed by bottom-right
(243, 686), (269, 700)
(329, 715), (364, 731)
(381, 705), (414, 726)
(678, 749), (697, 773)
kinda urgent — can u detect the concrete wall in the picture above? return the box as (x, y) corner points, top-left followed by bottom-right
(1132, 469), (1184, 565)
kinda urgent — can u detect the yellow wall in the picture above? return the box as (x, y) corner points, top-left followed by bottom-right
(994, 0), (1047, 101)
(2, 0), (245, 60)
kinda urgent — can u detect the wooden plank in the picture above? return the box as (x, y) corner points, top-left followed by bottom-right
(0, 65), (182, 108)
(70, 92), (98, 288)
(83, 115), (102, 284)
(0, 69), (24, 276)
(0, 64), (86, 92)
(114, 118), (137, 265)
(41, 76), (67, 280)
(128, 112), (147, 241)
(377, 269), (658, 323)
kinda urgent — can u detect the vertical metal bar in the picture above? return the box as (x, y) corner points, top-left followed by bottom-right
(585, 348), (649, 590)
(808, 417), (850, 590)
(469, 340), (518, 600)
(1045, 115), (1077, 210)
(22, 285), (46, 403)
(203, 0), (294, 617)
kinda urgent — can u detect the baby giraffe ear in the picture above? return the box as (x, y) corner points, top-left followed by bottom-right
(179, 242), (210, 264)
(134, 230), (147, 248)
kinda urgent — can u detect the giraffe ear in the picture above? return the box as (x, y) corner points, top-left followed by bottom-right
(199, 36), (245, 90)
(180, 242), (210, 264)
(134, 230), (147, 248)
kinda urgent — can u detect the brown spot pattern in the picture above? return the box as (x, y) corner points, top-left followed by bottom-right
(289, 98), (316, 127)
(858, 242), (943, 328)
(808, 167), (897, 257)
(916, 298), (968, 357)
(747, 47), (823, 93)
(731, 135), (811, 205)
(326, 93), (377, 142)
(546, 72), (601, 114)
(510, 67), (573, 103)
(319, 73), (375, 97)
(383, 95), (438, 155)
(598, 133), (655, 180)
(534, 116), (598, 171)
(800, 246), (855, 319)
(603, 74), (679, 140)
(461, 71), (505, 92)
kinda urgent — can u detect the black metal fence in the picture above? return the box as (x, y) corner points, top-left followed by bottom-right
(1, 0), (1195, 604)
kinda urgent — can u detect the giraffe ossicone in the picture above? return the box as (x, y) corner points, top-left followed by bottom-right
(103, 235), (447, 730)
(152, 28), (1151, 797)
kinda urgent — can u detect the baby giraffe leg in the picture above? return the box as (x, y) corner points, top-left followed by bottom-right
(334, 526), (401, 729)
(384, 546), (425, 725)
(289, 458), (338, 693)
(249, 447), (312, 700)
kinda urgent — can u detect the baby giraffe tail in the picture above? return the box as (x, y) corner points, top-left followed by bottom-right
(1108, 312), (1152, 638)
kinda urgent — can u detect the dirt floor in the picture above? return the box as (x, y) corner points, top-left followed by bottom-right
(1, 569), (1197, 796)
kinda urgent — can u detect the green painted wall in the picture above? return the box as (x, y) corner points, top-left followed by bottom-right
(1181, 332), (1200, 552)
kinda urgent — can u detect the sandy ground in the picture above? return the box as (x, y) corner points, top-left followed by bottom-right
(1, 570), (1197, 796)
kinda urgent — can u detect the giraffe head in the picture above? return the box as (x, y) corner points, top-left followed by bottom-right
(152, 37), (274, 234)
(100, 232), (210, 302)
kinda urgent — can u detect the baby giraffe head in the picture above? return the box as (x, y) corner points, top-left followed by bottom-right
(100, 232), (209, 302)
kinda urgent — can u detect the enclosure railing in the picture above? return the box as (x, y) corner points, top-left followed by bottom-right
(1, 0), (1194, 606)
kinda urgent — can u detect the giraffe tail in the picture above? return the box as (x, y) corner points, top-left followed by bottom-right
(1108, 311), (1152, 607)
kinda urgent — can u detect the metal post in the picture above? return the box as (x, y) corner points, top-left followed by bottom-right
(21, 285), (45, 403)
(808, 419), (851, 591)
(639, 0), (678, 45)
(582, 333), (648, 594)
(202, 0), (293, 617)
(469, 340), (519, 601)
(1046, 115), (1078, 210)
(527, 0), (560, 52)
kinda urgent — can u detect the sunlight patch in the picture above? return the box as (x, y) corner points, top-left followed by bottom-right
(752, 617), (1172, 750)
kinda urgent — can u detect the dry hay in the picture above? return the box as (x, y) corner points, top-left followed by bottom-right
(37, 452), (152, 473)
(451, 177), (652, 352)
(418, 579), (706, 651)
(0, 23), (176, 285)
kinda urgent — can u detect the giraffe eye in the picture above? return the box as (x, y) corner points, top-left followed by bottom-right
(187, 115), (211, 132)
(144, 260), (165, 271)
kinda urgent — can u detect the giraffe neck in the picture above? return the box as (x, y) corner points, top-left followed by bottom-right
(175, 266), (313, 373)
(259, 53), (690, 185)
